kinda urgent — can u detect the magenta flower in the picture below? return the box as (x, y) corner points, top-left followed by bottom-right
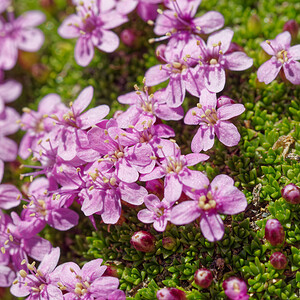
(57, 258), (121, 299)
(184, 90), (245, 152)
(145, 39), (206, 107)
(195, 28), (253, 92)
(138, 194), (173, 232)
(58, 1), (127, 66)
(0, 184), (21, 210)
(140, 140), (209, 203)
(0, 10), (45, 70)
(10, 247), (63, 300)
(257, 31), (300, 85)
(153, 0), (224, 41)
(117, 88), (184, 128)
(171, 174), (247, 242)
(222, 277), (249, 300)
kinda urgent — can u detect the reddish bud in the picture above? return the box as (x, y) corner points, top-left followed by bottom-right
(130, 231), (156, 253)
(265, 219), (285, 246)
(281, 183), (300, 204)
(156, 288), (186, 300)
(222, 277), (249, 300)
(121, 29), (136, 47)
(217, 96), (235, 108)
(103, 265), (119, 278)
(194, 268), (213, 288)
(162, 237), (176, 250)
(283, 20), (299, 41)
(270, 252), (287, 270)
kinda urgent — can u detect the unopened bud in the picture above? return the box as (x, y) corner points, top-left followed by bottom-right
(247, 14), (261, 36)
(281, 183), (300, 204)
(120, 29), (136, 47)
(270, 252), (287, 269)
(283, 20), (299, 41)
(265, 219), (285, 246)
(130, 231), (156, 253)
(156, 288), (186, 300)
(162, 237), (176, 250)
(194, 268), (213, 288)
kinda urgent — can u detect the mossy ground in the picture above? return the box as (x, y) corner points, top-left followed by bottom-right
(2, 0), (300, 299)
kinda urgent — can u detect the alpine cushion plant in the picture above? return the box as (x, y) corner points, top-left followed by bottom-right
(257, 31), (300, 84)
(184, 89), (245, 152)
(171, 174), (247, 242)
(58, 0), (128, 66)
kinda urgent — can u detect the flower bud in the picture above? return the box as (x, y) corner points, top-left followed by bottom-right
(265, 219), (285, 246)
(217, 96), (235, 108)
(270, 252), (287, 270)
(162, 237), (176, 250)
(283, 20), (299, 41)
(222, 277), (249, 300)
(194, 268), (213, 288)
(156, 288), (186, 300)
(247, 14), (261, 36)
(121, 29), (136, 47)
(103, 265), (119, 278)
(130, 231), (156, 253)
(281, 183), (300, 204)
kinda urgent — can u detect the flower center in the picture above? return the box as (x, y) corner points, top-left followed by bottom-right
(171, 61), (188, 73)
(141, 101), (153, 113)
(209, 58), (218, 65)
(198, 192), (216, 210)
(165, 157), (183, 174)
(276, 50), (288, 64)
(233, 282), (241, 292)
(156, 207), (165, 218)
(192, 105), (219, 126)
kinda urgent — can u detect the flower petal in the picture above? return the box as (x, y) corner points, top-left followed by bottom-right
(145, 65), (170, 86)
(200, 212), (224, 242)
(218, 103), (245, 120)
(171, 201), (200, 225)
(73, 86), (94, 115)
(138, 209), (155, 224)
(164, 174), (182, 202)
(17, 28), (44, 52)
(207, 28), (234, 53)
(93, 30), (119, 53)
(74, 37), (94, 67)
(288, 45), (300, 60)
(283, 60), (300, 85)
(193, 11), (224, 34)
(257, 57), (282, 84)
(205, 67), (226, 93)
(224, 51), (253, 71)
(215, 121), (241, 147)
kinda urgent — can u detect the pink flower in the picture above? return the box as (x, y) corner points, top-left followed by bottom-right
(195, 28), (253, 92)
(138, 194), (173, 231)
(184, 90), (245, 152)
(153, 0), (224, 41)
(0, 10), (45, 70)
(0, 79), (22, 114)
(222, 277), (249, 300)
(257, 31), (300, 85)
(0, 0), (10, 14)
(171, 174), (247, 242)
(58, 1), (127, 66)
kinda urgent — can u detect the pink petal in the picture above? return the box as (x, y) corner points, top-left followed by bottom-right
(164, 174), (182, 203)
(77, 105), (110, 129)
(73, 86), (94, 115)
(288, 45), (300, 60)
(0, 136), (18, 162)
(101, 11), (128, 30)
(193, 11), (224, 34)
(102, 192), (121, 224)
(81, 189), (105, 216)
(257, 57), (282, 84)
(119, 182), (147, 205)
(199, 88), (217, 108)
(205, 66), (226, 93)
(0, 38), (18, 70)
(180, 169), (210, 190)
(207, 28), (234, 53)
(47, 208), (79, 231)
(38, 247), (60, 275)
(118, 91), (141, 104)
(191, 127), (215, 153)
(200, 212), (224, 242)
(224, 51), (253, 71)
(215, 121), (241, 147)
(117, 159), (139, 183)
(166, 74), (186, 108)
(145, 65), (170, 86)
(89, 277), (120, 297)
(283, 60), (300, 85)
(23, 236), (52, 261)
(260, 40), (276, 55)
(155, 104), (184, 121)
(0, 160), (3, 183)
(139, 166), (165, 181)
(0, 265), (15, 288)
(211, 174), (234, 190)
(38, 93), (61, 114)
(82, 259), (106, 281)
(93, 30), (119, 53)
(185, 153), (210, 166)
(274, 31), (291, 50)
(138, 209), (155, 223)
(0, 184), (21, 210)
(170, 201), (200, 225)
(16, 10), (45, 27)
(153, 216), (168, 232)
(153, 12), (175, 35)
(184, 107), (202, 125)
(218, 103), (245, 120)
(137, 2), (158, 21)
(58, 14), (81, 39)
(116, 106), (140, 128)
(144, 194), (161, 211)
(17, 28), (44, 52)
(75, 37), (94, 67)
(0, 80), (22, 103)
